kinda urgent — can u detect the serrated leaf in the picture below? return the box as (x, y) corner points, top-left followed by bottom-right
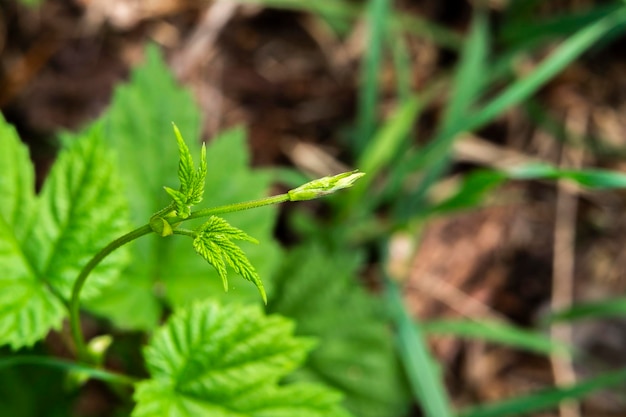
(267, 244), (410, 417)
(83, 47), (281, 329)
(0, 118), (128, 348)
(0, 113), (35, 239)
(193, 216), (265, 303)
(28, 123), (129, 300)
(133, 301), (351, 417)
(167, 124), (207, 218)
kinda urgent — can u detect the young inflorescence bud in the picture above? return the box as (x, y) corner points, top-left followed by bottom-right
(287, 170), (366, 201)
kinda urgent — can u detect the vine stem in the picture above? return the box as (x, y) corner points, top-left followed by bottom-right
(186, 194), (290, 220)
(68, 193), (291, 363)
(0, 355), (138, 386)
(69, 224), (152, 363)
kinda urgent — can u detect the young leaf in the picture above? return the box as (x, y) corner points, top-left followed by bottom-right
(0, 118), (129, 348)
(192, 216), (265, 303)
(133, 301), (351, 417)
(267, 244), (410, 417)
(165, 123), (207, 218)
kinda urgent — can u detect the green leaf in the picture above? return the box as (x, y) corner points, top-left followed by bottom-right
(430, 170), (507, 214)
(85, 46), (281, 330)
(133, 301), (351, 417)
(0, 113), (35, 239)
(385, 278), (454, 417)
(267, 244), (410, 417)
(29, 123), (129, 300)
(422, 319), (572, 356)
(0, 118), (129, 348)
(192, 216), (265, 303)
(544, 297), (626, 324)
(458, 367), (626, 417)
(166, 123), (207, 218)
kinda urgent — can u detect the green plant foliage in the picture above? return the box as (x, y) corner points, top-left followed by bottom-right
(82, 45), (281, 330)
(133, 300), (352, 417)
(163, 123), (207, 219)
(422, 319), (572, 356)
(0, 359), (72, 417)
(0, 114), (34, 240)
(267, 244), (410, 417)
(193, 216), (265, 302)
(544, 297), (626, 324)
(0, 116), (129, 349)
(458, 367), (626, 417)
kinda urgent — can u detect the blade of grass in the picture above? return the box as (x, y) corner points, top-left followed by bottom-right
(468, 5), (626, 133)
(440, 9), (490, 133)
(507, 163), (626, 188)
(545, 297), (626, 324)
(422, 319), (573, 356)
(429, 170), (507, 214)
(389, 25), (412, 103)
(358, 96), (423, 184)
(458, 367), (626, 417)
(396, 5), (626, 220)
(394, 8), (490, 219)
(501, 3), (621, 48)
(385, 275), (454, 417)
(353, 0), (390, 152)
(431, 163), (626, 217)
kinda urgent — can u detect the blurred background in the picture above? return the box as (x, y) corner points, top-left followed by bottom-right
(2, 0), (626, 416)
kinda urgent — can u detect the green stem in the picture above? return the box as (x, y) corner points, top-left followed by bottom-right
(69, 194), (292, 363)
(173, 229), (196, 238)
(0, 355), (138, 386)
(186, 194), (290, 220)
(69, 224), (152, 363)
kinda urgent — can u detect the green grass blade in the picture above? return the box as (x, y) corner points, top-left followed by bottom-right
(441, 9), (490, 133)
(422, 319), (572, 356)
(385, 276), (454, 417)
(394, 9), (491, 219)
(430, 170), (507, 214)
(545, 297), (626, 324)
(507, 163), (626, 188)
(394, 6), (626, 216)
(389, 26), (412, 103)
(354, 0), (390, 152)
(468, 5), (626, 133)
(458, 367), (626, 417)
(358, 96), (423, 180)
(501, 3), (621, 48)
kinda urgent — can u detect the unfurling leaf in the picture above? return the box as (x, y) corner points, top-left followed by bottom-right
(192, 216), (266, 303)
(133, 301), (352, 417)
(168, 123), (207, 218)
